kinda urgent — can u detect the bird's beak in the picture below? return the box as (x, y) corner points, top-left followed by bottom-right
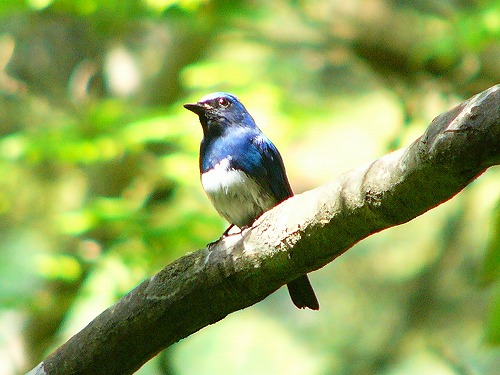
(183, 102), (205, 115)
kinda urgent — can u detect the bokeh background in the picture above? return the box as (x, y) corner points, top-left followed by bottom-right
(0, 0), (499, 374)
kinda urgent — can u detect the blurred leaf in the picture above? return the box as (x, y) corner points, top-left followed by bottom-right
(484, 287), (500, 346)
(35, 253), (82, 281)
(0, 231), (47, 307)
(481, 199), (500, 286)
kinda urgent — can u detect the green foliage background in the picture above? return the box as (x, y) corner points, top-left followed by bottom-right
(0, 0), (499, 374)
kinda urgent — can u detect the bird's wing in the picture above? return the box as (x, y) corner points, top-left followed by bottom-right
(250, 134), (293, 202)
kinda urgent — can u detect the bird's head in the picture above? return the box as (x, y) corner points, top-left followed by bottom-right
(184, 92), (255, 135)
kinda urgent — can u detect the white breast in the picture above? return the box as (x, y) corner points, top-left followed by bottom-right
(201, 158), (276, 228)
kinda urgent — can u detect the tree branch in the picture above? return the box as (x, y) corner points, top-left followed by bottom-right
(29, 85), (499, 375)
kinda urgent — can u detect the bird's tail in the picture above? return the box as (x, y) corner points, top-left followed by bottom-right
(287, 275), (319, 310)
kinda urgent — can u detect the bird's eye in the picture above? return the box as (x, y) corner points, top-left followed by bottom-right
(218, 97), (230, 107)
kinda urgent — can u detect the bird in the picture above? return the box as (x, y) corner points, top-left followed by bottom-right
(184, 92), (319, 310)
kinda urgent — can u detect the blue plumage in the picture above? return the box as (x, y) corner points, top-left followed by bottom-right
(184, 92), (319, 310)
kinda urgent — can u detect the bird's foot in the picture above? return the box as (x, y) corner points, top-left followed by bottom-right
(221, 224), (235, 237)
